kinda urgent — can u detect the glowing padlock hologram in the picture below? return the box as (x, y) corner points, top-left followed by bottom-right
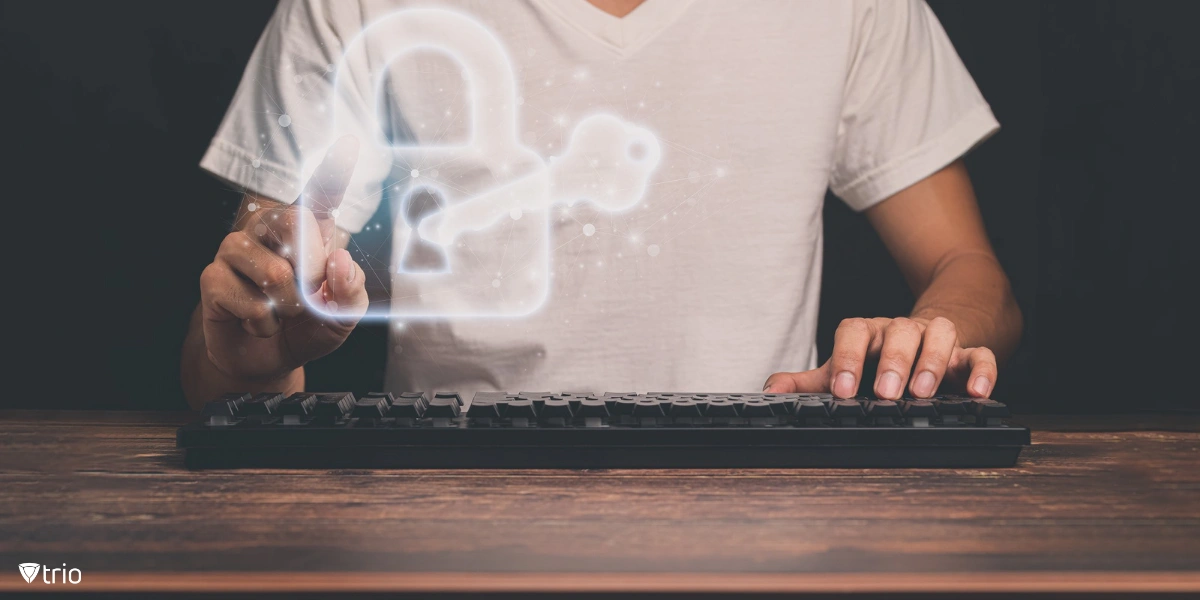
(309, 8), (661, 319)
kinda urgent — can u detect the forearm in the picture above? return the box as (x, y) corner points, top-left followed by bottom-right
(909, 251), (1022, 364)
(180, 305), (304, 410)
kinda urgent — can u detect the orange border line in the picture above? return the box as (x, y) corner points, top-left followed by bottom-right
(3, 571), (1200, 593)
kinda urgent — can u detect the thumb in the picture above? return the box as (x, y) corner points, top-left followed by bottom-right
(321, 248), (369, 326)
(300, 135), (360, 221)
(763, 363), (831, 393)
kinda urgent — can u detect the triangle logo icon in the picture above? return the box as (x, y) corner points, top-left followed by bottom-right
(18, 563), (40, 583)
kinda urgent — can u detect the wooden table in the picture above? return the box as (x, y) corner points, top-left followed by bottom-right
(2, 410), (1198, 597)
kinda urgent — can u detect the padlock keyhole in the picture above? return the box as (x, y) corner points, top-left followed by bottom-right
(398, 186), (450, 273)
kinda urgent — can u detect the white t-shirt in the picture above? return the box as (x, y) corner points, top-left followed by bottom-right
(201, 0), (998, 395)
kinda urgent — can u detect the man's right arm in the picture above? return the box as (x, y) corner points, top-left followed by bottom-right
(180, 137), (368, 410)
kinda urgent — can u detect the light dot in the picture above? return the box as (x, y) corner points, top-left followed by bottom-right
(393, 344), (404, 355)
(410, 169), (419, 178)
(251, 159), (261, 168)
(254, 224), (268, 237)
(492, 278), (501, 288)
(277, 114), (291, 127)
(247, 202), (257, 212)
(716, 166), (728, 178)
(510, 209), (523, 220)
(647, 244), (660, 257)
(327, 300), (339, 311)
(582, 223), (596, 236)
(330, 208), (340, 218)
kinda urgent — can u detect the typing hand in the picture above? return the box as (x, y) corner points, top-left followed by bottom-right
(198, 136), (367, 381)
(762, 317), (997, 399)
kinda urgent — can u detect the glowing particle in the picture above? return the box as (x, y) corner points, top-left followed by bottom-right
(247, 202), (257, 212)
(330, 208), (340, 218)
(410, 169), (419, 178)
(327, 300), (339, 312)
(583, 223), (596, 236)
(254, 224), (268, 237)
(251, 159), (261, 168)
(492, 278), (501, 288)
(278, 114), (291, 127)
(510, 208), (523, 220)
(716, 166), (728, 178)
(647, 244), (660, 257)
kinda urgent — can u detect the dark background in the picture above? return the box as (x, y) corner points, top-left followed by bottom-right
(3, 1), (1196, 413)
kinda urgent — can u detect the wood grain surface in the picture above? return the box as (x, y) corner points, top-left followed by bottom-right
(1, 410), (1198, 595)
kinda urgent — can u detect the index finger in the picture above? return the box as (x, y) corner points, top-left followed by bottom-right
(300, 134), (359, 220)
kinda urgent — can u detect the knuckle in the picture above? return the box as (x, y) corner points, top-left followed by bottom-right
(217, 231), (249, 255)
(879, 349), (915, 367)
(831, 349), (863, 370)
(887, 318), (921, 336)
(838, 317), (870, 335)
(929, 316), (955, 331)
(260, 261), (295, 290)
(918, 348), (951, 369)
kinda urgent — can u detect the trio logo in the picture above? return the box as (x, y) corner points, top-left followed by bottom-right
(17, 562), (82, 585)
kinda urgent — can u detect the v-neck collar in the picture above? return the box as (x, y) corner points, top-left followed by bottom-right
(531, 0), (695, 58)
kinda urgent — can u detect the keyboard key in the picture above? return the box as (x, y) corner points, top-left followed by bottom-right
(204, 394), (247, 417)
(970, 399), (1010, 419)
(433, 392), (464, 407)
(901, 399), (938, 418)
(668, 399), (704, 418)
(389, 394), (427, 418)
(352, 397), (389, 419)
(576, 398), (610, 418)
(314, 393), (355, 422)
(503, 400), (538, 419)
(541, 398), (574, 419)
(829, 399), (865, 419)
(866, 400), (902, 418)
(611, 397), (638, 416)
(242, 393), (284, 415)
(705, 399), (740, 417)
(742, 400), (776, 418)
(632, 399), (665, 417)
(365, 392), (395, 406)
(278, 393), (317, 416)
(795, 399), (829, 418)
(425, 395), (462, 418)
(466, 398), (501, 420)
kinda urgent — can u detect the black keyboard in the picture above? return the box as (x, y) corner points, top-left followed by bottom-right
(177, 392), (1029, 468)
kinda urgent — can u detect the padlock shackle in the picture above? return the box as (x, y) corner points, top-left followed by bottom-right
(330, 8), (523, 158)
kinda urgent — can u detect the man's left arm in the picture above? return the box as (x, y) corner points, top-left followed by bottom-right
(764, 160), (1022, 399)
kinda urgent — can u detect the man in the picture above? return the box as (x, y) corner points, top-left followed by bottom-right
(182, 0), (1022, 408)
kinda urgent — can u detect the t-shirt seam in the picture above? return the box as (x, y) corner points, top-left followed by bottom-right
(832, 103), (997, 209)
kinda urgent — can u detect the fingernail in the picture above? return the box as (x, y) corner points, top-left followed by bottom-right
(833, 371), (856, 398)
(972, 376), (991, 397)
(347, 261), (356, 283)
(912, 371), (936, 398)
(878, 371), (902, 399)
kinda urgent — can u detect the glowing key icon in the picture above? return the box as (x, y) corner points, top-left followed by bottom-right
(19, 563), (40, 583)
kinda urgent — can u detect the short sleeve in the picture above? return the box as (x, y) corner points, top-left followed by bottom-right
(199, 0), (388, 233)
(829, 0), (999, 211)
